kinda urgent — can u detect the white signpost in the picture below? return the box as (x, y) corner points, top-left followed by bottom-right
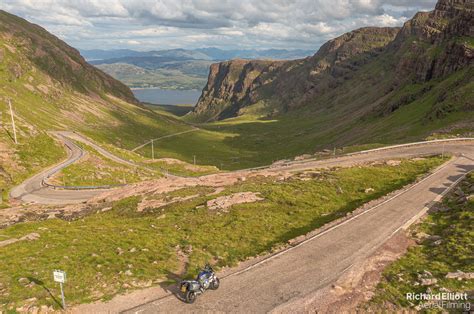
(53, 270), (67, 309)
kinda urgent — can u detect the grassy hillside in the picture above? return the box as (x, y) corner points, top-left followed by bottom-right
(0, 11), (136, 103)
(0, 11), (199, 201)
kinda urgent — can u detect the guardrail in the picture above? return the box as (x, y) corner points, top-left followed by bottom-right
(40, 134), (126, 190)
(41, 180), (126, 190)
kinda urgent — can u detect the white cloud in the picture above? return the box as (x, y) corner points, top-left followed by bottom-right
(217, 28), (245, 36)
(0, 0), (438, 50)
(125, 40), (141, 45)
(372, 13), (407, 26)
(127, 27), (176, 36)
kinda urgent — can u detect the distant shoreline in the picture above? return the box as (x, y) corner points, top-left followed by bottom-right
(130, 87), (201, 92)
(132, 88), (201, 106)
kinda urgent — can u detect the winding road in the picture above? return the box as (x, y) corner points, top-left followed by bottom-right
(9, 136), (474, 205)
(9, 131), (135, 204)
(8, 135), (474, 312)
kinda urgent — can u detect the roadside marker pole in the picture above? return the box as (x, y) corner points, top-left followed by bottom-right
(60, 282), (66, 309)
(151, 139), (155, 160)
(8, 99), (18, 144)
(193, 155), (196, 165)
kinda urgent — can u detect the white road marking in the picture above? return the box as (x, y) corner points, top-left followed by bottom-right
(225, 157), (457, 279)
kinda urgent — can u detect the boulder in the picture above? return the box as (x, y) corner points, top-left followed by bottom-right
(445, 271), (474, 280)
(386, 160), (402, 166)
(421, 278), (437, 286)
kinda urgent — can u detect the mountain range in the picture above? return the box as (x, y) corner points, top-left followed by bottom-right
(189, 0), (473, 144)
(81, 48), (315, 62)
(0, 0), (472, 185)
(82, 48), (314, 90)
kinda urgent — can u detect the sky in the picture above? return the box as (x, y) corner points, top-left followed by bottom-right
(0, 0), (438, 51)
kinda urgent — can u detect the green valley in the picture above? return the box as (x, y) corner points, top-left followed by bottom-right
(0, 0), (472, 313)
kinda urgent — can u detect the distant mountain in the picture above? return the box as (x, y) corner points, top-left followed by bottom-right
(81, 48), (313, 62)
(82, 48), (314, 90)
(189, 0), (473, 143)
(80, 49), (150, 61)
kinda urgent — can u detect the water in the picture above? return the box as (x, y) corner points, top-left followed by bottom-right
(132, 88), (201, 105)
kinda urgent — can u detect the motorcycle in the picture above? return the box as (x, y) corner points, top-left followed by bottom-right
(180, 264), (220, 303)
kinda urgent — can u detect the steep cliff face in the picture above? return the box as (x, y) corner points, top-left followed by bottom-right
(0, 10), (137, 103)
(191, 27), (399, 121)
(191, 0), (472, 123)
(390, 0), (473, 82)
(192, 59), (285, 121)
(191, 27), (400, 121)
(264, 27), (401, 110)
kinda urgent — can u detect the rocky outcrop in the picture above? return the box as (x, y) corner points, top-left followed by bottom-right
(192, 59), (285, 121)
(192, 27), (399, 121)
(191, 0), (473, 122)
(391, 0), (473, 82)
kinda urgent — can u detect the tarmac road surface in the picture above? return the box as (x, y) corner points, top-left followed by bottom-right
(123, 152), (473, 313)
(9, 132), (105, 205)
(9, 136), (473, 312)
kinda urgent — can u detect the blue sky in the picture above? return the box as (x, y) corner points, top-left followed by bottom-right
(0, 0), (438, 51)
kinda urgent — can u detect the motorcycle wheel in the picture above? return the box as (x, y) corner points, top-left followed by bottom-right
(185, 291), (197, 304)
(210, 277), (220, 290)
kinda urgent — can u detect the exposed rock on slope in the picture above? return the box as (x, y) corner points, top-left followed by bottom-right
(390, 0), (473, 82)
(192, 27), (399, 121)
(192, 59), (285, 121)
(191, 0), (473, 128)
